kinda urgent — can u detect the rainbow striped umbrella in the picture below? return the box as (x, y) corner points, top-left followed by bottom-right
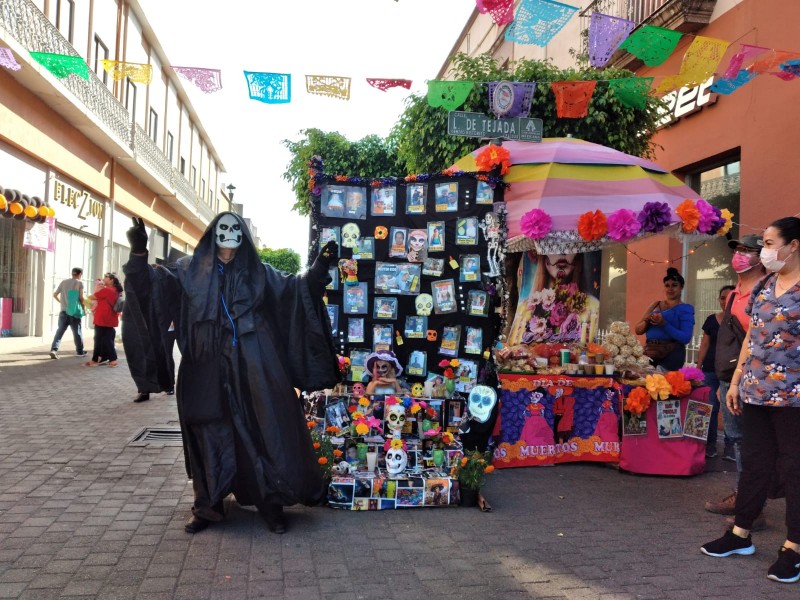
(453, 138), (704, 253)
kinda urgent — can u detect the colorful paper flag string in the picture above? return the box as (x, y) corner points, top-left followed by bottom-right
(722, 43), (769, 79)
(101, 60), (153, 84)
(709, 69), (756, 95)
(427, 80), (474, 111)
(476, 0), (515, 26)
(487, 81), (537, 117)
(655, 36), (730, 94)
(780, 59), (800, 78)
(366, 78), (412, 91)
(747, 49), (800, 81)
(30, 52), (88, 80)
(608, 77), (653, 109)
(588, 13), (635, 68)
(305, 75), (352, 100)
(0, 47), (21, 71)
(172, 67), (223, 93)
(244, 71), (291, 104)
(618, 25), (682, 67)
(551, 80), (597, 118)
(505, 0), (578, 47)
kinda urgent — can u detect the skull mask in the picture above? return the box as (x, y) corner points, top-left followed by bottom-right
(385, 404), (406, 434)
(215, 214), (243, 249)
(352, 382), (365, 397)
(411, 383), (424, 398)
(385, 447), (408, 478)
(415, 293), (434, 316)
(468, 385), (497, 423)
(341, 223), (360, 248)
(373, 359), (395, 379)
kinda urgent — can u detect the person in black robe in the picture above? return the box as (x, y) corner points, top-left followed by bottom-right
(122, 213), (340, 534)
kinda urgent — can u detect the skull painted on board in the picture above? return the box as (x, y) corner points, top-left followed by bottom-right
(468, 385), (497, 423)
(415, 293), (434, 316)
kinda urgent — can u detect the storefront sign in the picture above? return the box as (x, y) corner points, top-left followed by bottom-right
(656, 76), (717, 129)
(53, 180), (105, 221)
(448, 111), (543, 142)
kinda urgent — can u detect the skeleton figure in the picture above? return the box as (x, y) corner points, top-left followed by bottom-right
(385, 404), (407, 435)
(479, 211), (502, 277)
(385, 447), (408, 478)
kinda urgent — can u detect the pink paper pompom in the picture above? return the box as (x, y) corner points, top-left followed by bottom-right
(607, 208), (642, 242)
(695, 199), (718, 234)
(520, 208), (552, 240)
(679, 366), (704, 382)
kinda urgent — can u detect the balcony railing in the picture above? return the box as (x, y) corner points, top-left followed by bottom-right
(132, 124), (173, 187)
(580, 0), (670, 24)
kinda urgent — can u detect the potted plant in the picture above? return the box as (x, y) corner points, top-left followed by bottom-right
(451, 449), (494, 507)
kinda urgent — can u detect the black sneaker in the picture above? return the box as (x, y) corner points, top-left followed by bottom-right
(701, 529), (755, 557)
(768, 547), (800, 583)
(77, 351), (87, 357)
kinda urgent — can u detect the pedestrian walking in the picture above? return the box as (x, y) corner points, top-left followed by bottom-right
(84, 273), (122, 367)
(50, 267), (86, 359)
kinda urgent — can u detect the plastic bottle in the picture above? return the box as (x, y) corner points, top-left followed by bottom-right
(578, 351), (588, 366)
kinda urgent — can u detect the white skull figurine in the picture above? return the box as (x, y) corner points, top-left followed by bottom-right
(215, 214), (243, 249)
(341, 223), (360, 248)
(385, 404), (406, 434)
(468, 385), (498, 423)
(415, 293), (434, 316)
(385, 447), (408, 478)
(333, 461), (353, 476)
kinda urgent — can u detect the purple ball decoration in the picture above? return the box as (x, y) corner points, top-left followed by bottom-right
(637, 201), (672, 234)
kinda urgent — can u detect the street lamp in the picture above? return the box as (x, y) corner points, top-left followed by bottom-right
(226, 183), (236, 201)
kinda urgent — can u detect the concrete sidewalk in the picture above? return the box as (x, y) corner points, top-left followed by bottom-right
(0, 341), (795, 599)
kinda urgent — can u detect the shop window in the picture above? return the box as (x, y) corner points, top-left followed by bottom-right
(683, 159), (741, 340)
(55, 0), (75, 44)
(166, 132), (174, 162)
(93, 35), (109, 85)
(149, 109), (159, 143)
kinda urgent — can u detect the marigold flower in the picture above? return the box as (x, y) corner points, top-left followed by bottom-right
(355, 423), (369, 435)
(410, 404), (422, 415)
(333, 449), (343, 457)
(326, 426), (340, 434)
(352, 411), (364, 420)
(358, 396), (370, 407)
(313, 442), (321, 449)
(484, 465), (495, 473)
(306, 421), (317, 429)
(318, 457), (328, 465)
(461, 457), (468, 467)
(450, 359), (460, 368)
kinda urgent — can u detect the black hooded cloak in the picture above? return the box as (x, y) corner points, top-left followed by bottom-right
(122, 212), (339, 519)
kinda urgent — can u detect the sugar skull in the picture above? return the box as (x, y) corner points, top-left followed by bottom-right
(426, 330), (438, 342)
(415, 293), (434, 316)
(215, 213), (243, 249)
(385, 447), (408, 478)
(352, 382), (365, 397)
(385, 404), (406, 434)
(341, 223), (360, 248)
(411, 383), (424, 398)
(468, 385), (497, 423)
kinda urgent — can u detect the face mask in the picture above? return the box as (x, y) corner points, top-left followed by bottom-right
(760, 246), (786, 272)
(215, 214), (242, 249)
(731, 252), (755, 273)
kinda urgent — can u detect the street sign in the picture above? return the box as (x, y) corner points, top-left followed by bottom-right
(447, 111), (543, 143)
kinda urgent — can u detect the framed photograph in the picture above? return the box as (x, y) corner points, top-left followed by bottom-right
(343, 282), (368, 314)
(325, 399), (350, 430)
(326, 305), (339, 336)
(406, 229), (428, 263)
(373, 297), (398, 320)
(422, 257), (445, 278)
(447, 399), (464, 428)
(459, 254), (481, 282)
(354, 237), (374, 260)
(375, 262), (401, 294)
(424, 372), (448, 398)
(464, 326), (483, 355)
(389, 227), (408, 258)
(467, 290), (489, 317)
(424, 479), (450, 506)
(406, 350), (427, 377)
(370, 187), (396, 216)
(439, 325), (461, 357)
(427, 400), (444, 429)
(321, 185), (346, 218)
(349, 349), (369, 383)
(344, 187), (368, 219)
(320, 226), (340, 255)
(455, 359), (478, 393)
(431, 279), (457, 314)
(476, 181), (494, 204)
(427, 221), (445, 253)
(404, 315), (427, 339)
(406, 183), (427, 215)
(455, 217), (479, 245)
(395, 263), (421, 295)
(434, 182), (459, 213)
(325, 267), (339, 291)
(348, 318), (365, 343)
(372, 324), (393, 352)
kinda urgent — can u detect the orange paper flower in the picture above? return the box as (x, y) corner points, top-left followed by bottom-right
(645, 374), (673, 400)
(577, 210), (608, 241)
(475, 145), (512, 175)
(624, 387), (651, 415)
(355, 423), (369, 435)
(676, 199), (700, 233)
(665, 371), (692, 397)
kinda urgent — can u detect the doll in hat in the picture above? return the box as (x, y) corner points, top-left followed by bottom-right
(365, 350), (405, 395)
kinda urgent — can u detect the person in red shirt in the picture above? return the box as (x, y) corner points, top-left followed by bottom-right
(85, 273), (122, 367)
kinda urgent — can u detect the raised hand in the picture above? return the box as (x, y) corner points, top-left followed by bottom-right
(127, 217), (148, 254)
(318, 240), (338, 268)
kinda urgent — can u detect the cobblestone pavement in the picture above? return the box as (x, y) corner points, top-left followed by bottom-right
(0, 340), (795, 599)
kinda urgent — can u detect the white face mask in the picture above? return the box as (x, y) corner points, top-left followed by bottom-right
(760, 245), (787, 272)
(215, 214), (242, 249)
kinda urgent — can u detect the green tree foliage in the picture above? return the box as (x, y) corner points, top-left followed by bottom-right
(283, 129), (404, 215)
(258, 247), (301, 274)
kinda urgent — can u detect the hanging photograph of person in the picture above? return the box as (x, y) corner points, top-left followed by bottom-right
(459, 254), (481, 282)
(374, 262), (401, 293)
(373, 297), (398, 320)
(404, 315), (427, 339)
(325, 399), (350, 430)
(349, 349), (369, 382)
(432, 279), (457, 314)
(434, 182), (458, 213)
(406, 229), (428, 263)
(455, 359), (478, 393)
(507, 251), (602, 345)
(407, 350), (427, 377)
(439, 325), (461, 357)
(406, 183), (427, 215)
(370, 186), (396, 216)
(325, 267), (339, 291)
(353, 237), (374, 260)
(468, 290), (488, 317)
(447, 399), (463, 429)
(344, 187), (367, 219)
(326, 304), (339, 336)
(422, 257), (445, 277)
(464, 326), (483, 355)
(348, 318), (365, 343)
(455, 217), (479, 245)
(372, 324), (393, 352)
(395, 263), (421, 295)
(389, 227), (407, 258)
(320, 226), (340, 256)
(476, 181), (494, 204)
(321, 185), (346, 218)
(343, 282), (368, 314)
(427, 221), (445, 253)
